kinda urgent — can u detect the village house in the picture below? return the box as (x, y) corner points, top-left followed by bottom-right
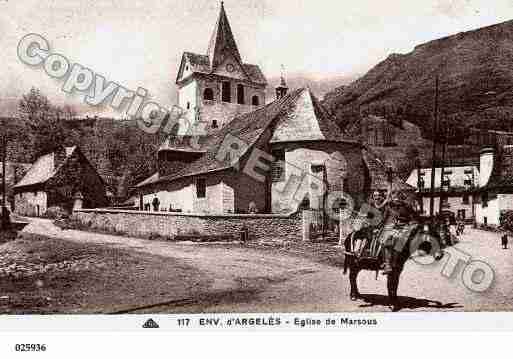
(14, 146), (108, 216)
(406, 162), (480, 221)
(406, 145), (513, 226)
(353, 115), (399, 147)
(475, 145), (513, 226)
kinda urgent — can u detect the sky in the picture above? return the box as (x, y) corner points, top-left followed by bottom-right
(1, 0), (513, 117)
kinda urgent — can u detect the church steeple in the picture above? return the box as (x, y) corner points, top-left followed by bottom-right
(276, 65), (289, 99)
(207, 2), (242, 69)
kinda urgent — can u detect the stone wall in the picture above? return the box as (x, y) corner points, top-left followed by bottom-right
(72, 209), (302, 243)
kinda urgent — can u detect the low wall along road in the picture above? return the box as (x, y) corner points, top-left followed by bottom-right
(72, 209), (303, 243)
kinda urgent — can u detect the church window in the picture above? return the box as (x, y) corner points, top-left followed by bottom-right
(203, 88), (214, 101)
(252, 95), (260, 106)
(222, 81), (231, 102)
(271, 149), (285, 182)
(237, 84), (245, 104)
(196, 178), (206, 199)
(212, 120), (218, 128)
(186, 102), (190, 110)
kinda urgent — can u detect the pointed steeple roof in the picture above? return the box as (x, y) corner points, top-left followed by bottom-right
(207, 2), (242, 68)
(270, 88), (353, 143)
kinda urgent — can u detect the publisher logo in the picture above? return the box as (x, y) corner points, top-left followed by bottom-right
(142, 318), (159, 329)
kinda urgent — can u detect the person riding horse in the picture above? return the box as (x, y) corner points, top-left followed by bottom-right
(370, 190), (419, 275)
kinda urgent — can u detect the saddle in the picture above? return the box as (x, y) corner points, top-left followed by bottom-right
(347, 226), (383, 260)
(346, 222), (418, 260)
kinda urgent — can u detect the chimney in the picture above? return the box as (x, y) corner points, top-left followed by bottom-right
(479, 147), (494, 187)
(54, 146), (67, 171)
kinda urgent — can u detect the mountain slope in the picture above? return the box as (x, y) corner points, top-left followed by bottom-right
(323, 20), (513, 135)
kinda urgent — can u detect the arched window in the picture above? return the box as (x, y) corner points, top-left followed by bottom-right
(203, 88), (214, 101)
(251, 95), (260, 106)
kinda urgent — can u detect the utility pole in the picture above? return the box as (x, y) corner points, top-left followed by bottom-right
(1, 117), (10, 230)
(416, 158), (424, 214)
(438, 120), (447, 214)
(429, 75), (439, 218)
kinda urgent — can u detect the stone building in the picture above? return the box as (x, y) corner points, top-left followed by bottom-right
(406, 163), (480, 221)
(137, 86), (411, 215)
(476, 145), (513, 225)
(13, 146), (108, 216)
(406, 145), (513, 225)
(174, 2), (266, 136)
(359, 115), (398, 147)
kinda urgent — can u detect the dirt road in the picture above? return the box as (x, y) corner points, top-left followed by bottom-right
(21, 218), (513, 313)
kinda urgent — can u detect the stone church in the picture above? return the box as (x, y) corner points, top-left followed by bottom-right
(135, 3), (411, 215)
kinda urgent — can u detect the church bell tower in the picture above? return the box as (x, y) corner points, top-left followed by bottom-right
(174, 2), (268, 135)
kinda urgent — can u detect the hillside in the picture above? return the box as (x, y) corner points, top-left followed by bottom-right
(323, 20), (513, 136)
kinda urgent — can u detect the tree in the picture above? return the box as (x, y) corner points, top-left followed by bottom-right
(18, 88), (67, 160)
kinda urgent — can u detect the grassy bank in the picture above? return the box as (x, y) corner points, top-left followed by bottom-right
(0, 234), (211, 314)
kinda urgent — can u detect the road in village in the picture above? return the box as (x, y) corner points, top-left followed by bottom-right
(21, 218), (513, 313)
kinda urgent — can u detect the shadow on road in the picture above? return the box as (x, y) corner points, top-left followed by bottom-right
(357, 294), (463, 312)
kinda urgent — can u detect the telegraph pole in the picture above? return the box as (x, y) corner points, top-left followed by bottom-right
(416, 158), (424, 214)
(1, 118), (9, 230)
(438, 119), (447, 214)
(429, 76), (439, 218)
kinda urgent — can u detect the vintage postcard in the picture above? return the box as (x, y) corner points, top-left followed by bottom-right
(1, 0), (513, 341)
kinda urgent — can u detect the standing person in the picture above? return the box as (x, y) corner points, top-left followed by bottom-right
(502, 233), (508, 249)
(377, 194), (417, 275)
(152, 196), (160, 212)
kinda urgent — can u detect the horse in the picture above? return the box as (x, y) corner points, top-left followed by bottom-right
(342, 217), (446, 311)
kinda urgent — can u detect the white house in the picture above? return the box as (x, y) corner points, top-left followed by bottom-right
(406, 162), (480, 220)
(475, 146), (513, 226)
(407, 145), (513, 226)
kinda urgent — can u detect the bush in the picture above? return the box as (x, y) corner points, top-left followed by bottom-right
(499, 210), (513, 231)
(43, 206), (70, 220)
(53, 217), (84, 230)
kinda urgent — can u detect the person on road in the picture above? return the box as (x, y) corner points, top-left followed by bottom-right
(152, 196), (160, 212)
(373, 191), (417, 275)
(502, 233), (508, 249)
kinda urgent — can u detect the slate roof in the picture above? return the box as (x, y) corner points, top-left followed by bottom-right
(182, 52), (211, 74)
(483, 145), (513, 191)
(270, 88), (351, 143)
(207, 2), (242, 67)
(178, 52), (267, 85)
(137, 88), (357, 188)
(159, 135), (209, 153)
(14, 146), (77, 189)
(176, 4), (266, 86)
